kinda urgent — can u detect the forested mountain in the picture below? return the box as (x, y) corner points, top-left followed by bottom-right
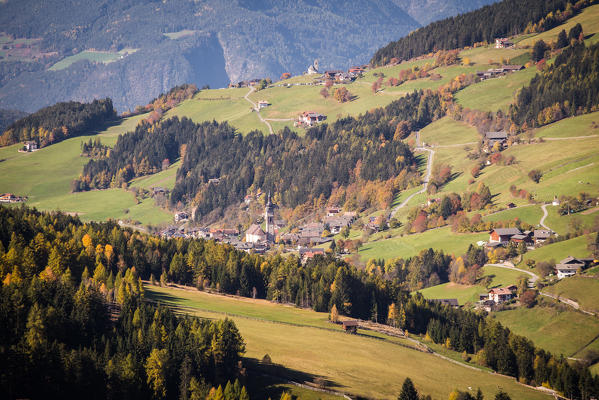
(74, 90), (447, 220)
(371, 0), (597, 65)
(1, 205), (598, 398)
(0, 0), (497, 113)
(0, 109), (28, 134)
(0, 98), (116, 147)
(391, 0), (498, 25)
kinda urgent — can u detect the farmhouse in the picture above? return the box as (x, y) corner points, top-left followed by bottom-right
(299, 247), (326, 263)
(488, 286), (516, 303)
(555, 256), (587, 279)
(323, 70), (344, 80)
(510, 233), (532, 245)
(23, 141), (38, 151)
(495, 38), (514, 48)
(489, 227), (522, 244)
(0, 193), (26, 203)
(299, 111), (326, 126)
(245, 224), (267, 244)
(258, 100), (270, 109)
(485, 131), (508, 148)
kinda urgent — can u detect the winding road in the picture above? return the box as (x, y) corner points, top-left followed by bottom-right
(244, 87), (274, 134)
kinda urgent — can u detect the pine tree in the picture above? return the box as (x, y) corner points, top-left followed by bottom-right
(398, 377), (419, 400)
(556, 29), (568, 49)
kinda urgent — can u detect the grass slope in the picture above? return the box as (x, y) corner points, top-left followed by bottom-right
(521, 234), (592, 266)
(543, 276), (599, 314)
(144, 284), (550, 400)
(494, 304), (599, 357)
(535, 111), (599, 138)
(0, 113), (172, 225)
(419, 117), (479, 146)
(358, 226), (488, 261)
(416, 265), (528, 305)
(49, 48), (138, 71)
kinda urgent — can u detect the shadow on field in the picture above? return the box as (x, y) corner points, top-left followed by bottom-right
(244, 357), (349, 399)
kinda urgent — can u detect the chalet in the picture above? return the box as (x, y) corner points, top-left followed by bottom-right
(258, 100), (270, 109)
(485, 131), (508, 148)
(323, 215), (353, 234)
(0, 193), (25, 203)
(555, 256), (586, 279)
(174, 211), (189, 222)
(495, 38), (514, 48)
(489, 227), (522, 244)
(342, 320), (359, 334)
(488, 286), (516, 303)
(299, 111), (326, 126)
(245, 224), (266, 244)
(533, 229), (552, 244)
(431, 298), (459, 307)
(348, 67), (365, 75)
(24, 141), (38, 151)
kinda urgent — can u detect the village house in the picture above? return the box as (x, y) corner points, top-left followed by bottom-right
(298, 111), (326, 126)
(485, 131), (508, 149)
(299, 247), (326, 263)
(510, 233), (533, 245)
(24, 141), (38, 152)
(555, 256), (587, 279)
(488, 285), (517, 303)
(327, 207), (341, 217)
(174, 211), (189, 222)
(258, 100), (270, 109)
(489, 227), (522, 244)
(245, 224), (266, 244)
(495, 38), (514, 48)
(533, 229), (552, 245)
(0, 193), (26, 203)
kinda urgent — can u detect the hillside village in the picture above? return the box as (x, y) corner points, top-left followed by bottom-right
(2, 0), (599, 399)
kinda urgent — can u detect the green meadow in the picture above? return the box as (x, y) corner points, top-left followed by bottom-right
(534, 111), (599, 138)
(521, 234), (593, 266)
(49, 48), (138, 71)
(416, 265), (528, 305)
(419, 117), (479, 146)
(0, 113), (172, 225)
(144, 284), (550, 400)
(494, 304), (599, 357)
(542, 276), (599, 314)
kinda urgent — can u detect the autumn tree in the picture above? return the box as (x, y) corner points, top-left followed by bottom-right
(528, 169), (542, 183)
(320, 87), (330, 98)
(145, 348), (169, 398)
(532, 40), (549, 62)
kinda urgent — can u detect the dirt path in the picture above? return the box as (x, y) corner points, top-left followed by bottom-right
(244, 87), (273, 134)
(540, 204), (554, 232)
(486, 262), (540, 285)
(390, 131), (434, 218)
(543, 135), (599, 141)
(538, 291), (597, 316)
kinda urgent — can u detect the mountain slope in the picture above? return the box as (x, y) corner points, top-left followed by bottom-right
(0, 0), (498, 112)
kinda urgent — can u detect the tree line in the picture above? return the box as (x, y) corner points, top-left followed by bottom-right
(370, 0), (596, 66)
(0, 98), (116, 147)
(1, 205), (598, 398)
(511, 41), (599, 127)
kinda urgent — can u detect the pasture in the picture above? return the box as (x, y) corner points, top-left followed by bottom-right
(542, 276), (599, 314)
(49, 48), (138, 71)
(144, 284), (550, 400)
(416, 265), (528, 305)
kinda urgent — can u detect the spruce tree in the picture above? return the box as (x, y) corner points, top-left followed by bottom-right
(398, 377), (419, 400)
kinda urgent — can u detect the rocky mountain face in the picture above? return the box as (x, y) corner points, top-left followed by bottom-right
(0, 0), (498, 113)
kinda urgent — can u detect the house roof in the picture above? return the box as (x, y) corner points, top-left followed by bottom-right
(342, 320), (359, 327)
(489, 287), (513, 295)
(492, 228), (522, 236)
(556, 263), (582, 271)
(246, 224), (265, 236)
(534, 230), (552, 239)
(501, 64), (524, 71)
(485, 131), (508, 140)
(560, 256), (584, 265)
(511, 234), (529, 240)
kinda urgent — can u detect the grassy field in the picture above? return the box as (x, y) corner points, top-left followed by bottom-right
(419, 117), (479, 146)
(130, 160), (181, 191)
(144, 284), (550, 400)
(535, 111), (599, 138)
(519, 4), (599, 47)
(459, 46), (529, 66)
(49, 48), (138, 71)
(543, 276), (599, 314)
(358, 226), (488, 261)
(416, 265), (528, 305)
(0, 113), (172, 225)
(163, 30), (198, 39)
(494, 304), (599, 357)
(483, 205), (543, 226)
(455, 67), (537, 112)
(521, 234), (592, 266)
(543, 206), (599, 236)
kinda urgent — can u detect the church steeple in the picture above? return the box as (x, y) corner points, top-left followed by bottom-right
(264, 192), (275, 243)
